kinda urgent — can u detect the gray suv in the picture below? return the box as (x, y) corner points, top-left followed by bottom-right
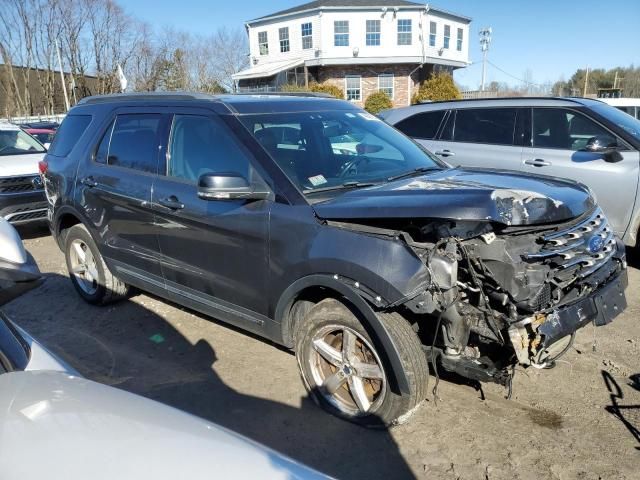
(43, 93), (627, 427)
(381, 98), (640, 247)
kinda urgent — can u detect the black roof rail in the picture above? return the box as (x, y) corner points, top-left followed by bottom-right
(77, 92), (219, 105)
(414, 96), (590, 105)
(235, 91), (334, 98)
(76, 91), (338, 106)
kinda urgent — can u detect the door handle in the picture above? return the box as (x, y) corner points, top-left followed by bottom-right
(157, 196), (184, 210)
(523, 158), (552, 167)
(81, 176), (98, 188)
(434, 149), (456, 157)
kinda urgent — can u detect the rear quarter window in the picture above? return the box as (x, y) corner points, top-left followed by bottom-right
(395, 110), (446, 139)
(47, 115), (92, 157)
(453, 108), (518, 145)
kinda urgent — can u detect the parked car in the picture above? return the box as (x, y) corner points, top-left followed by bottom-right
(0, 122), (48, 224)
(0, 217), (329, 480)
(23, 127), (56, 148)
(43, 93), (627, 426)
(380, 97), (640, 247)
(19, 120), (60, 131)
(598, 97), (640, 120)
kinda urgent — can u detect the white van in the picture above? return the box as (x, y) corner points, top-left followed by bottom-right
(599, 97), (640, 120)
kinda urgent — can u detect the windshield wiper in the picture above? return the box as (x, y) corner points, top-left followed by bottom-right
(386, 166), (440, 182)
(303, 181), (377, 194)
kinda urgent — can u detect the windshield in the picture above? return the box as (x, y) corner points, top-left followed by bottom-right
(239, 110), (444, 192)
(0, 128), (46, 156)
(590, 103), (640, 142)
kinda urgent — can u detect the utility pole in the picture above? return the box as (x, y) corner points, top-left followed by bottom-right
(55, 39), (70, 112)
(479, 27), (492, 91)
(583, 66), (589, 97)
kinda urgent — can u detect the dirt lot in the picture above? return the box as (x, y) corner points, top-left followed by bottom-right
(6, 225), (640, 480)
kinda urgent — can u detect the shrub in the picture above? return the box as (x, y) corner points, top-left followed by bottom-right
(412, 72), (462, 104)
(280, 83), (307, 93)
(364, 91), (393, 114)
(309, 82), (344, 99)
(280, 82), (344, 99)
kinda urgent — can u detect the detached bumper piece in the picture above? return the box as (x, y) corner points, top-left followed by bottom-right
(509, 260), (628, 367)
(538, 270), (627, 348)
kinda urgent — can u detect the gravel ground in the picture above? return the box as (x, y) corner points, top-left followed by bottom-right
(6, 225), (640, 480)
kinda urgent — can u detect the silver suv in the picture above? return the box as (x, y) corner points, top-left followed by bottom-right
(381, 98), (640, 247)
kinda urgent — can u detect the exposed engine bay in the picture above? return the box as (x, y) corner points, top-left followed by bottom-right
(329, 206), (628, 387)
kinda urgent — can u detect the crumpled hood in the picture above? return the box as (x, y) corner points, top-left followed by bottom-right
(312, 168), (595, 226)
(0, 153), (44, 177)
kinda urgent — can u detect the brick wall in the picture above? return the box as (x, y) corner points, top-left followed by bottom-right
(317, 64), (422, 107)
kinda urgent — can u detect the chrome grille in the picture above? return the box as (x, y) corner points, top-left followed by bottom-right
(0, 175), (42, 193)
(524, 208), (616, 280)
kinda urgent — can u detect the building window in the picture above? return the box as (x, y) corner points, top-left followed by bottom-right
(301, 22), (313, 49)
(397, 19), (412, 45)
(334, 20), (349, 46)
(345, 75), (361, 101)
(429, 21), (436, 47)
(279, 27), (290, 53)
(366, 20), (381, 46)
(457, 28), (463, 51)
(444, 25), (450, 49)
(258, 31), (268, 55)
(378, 74), (394, 99)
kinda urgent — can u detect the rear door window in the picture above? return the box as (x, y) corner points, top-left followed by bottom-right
(453, 108), (518, 145)
(394, 110), (446, 139)
(106, 114), (162, 173)
(47, 115), (92, 157)
(533, 108), (615, 150)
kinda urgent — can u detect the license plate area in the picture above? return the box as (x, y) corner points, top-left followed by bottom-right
(593, 271), (628, 326)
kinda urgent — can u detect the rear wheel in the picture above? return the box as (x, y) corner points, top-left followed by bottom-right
(64, 224), (129, 305)
(294, 298), (429, 427)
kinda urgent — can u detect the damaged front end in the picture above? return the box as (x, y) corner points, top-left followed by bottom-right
(407, 206), (627, 384)
(333, 204), (628, 387)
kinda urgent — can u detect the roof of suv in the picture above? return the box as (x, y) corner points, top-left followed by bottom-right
(76, 92), (357, 115)
(382, 96), (607, 118)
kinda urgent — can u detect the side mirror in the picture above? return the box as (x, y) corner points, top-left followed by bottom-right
(197, 172), (270, 201)
(0, 219), (42, 306)
(582, 135), (623, 163)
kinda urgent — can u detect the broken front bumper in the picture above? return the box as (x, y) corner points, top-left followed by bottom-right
(509, 250), (628, 366)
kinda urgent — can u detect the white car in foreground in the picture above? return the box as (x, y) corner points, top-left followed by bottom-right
(0, 218), (330, 480)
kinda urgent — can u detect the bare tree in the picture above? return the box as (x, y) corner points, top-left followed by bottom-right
(209, 27), (248, 92)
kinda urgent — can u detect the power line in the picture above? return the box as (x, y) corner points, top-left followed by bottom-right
(486, 60), (546, 88)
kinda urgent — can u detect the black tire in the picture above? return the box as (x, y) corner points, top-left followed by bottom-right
(64, 224), (129, 305)
(294, 298), (429, 427)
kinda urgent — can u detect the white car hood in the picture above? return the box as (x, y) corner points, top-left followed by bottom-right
(0, 153), (43, 177)
(0, 371), (329, 480)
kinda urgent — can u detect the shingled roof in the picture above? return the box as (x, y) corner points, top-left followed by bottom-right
(248, 1), (471, 23)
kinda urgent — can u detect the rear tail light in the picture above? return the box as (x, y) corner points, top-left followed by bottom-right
(38, 160), (48, 175)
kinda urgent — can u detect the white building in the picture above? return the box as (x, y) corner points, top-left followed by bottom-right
(232, 0), (472, 106)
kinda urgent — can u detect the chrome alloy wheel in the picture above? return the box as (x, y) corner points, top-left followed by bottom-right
(309, 325), (387, 416)
(68, 239), (99, 295)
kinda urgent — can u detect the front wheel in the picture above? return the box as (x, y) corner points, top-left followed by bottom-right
(294, 299), (429, 427)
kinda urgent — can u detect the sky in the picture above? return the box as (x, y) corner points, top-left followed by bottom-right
(123, 0), (640, 90)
